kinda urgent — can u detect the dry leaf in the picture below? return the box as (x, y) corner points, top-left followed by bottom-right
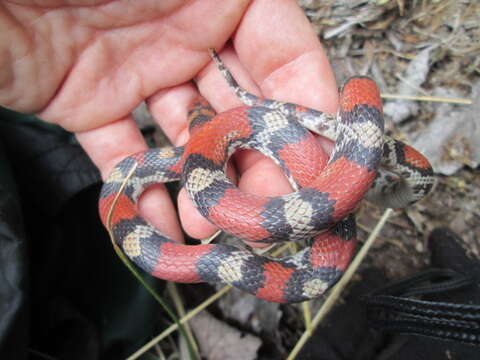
(189, 311), (261, 360)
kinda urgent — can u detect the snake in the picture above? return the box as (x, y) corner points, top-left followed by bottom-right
(99, 50), (435, 303)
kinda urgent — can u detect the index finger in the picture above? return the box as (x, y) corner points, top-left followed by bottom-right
(234, 0), (338, 113)
(232, 0), (338, 194)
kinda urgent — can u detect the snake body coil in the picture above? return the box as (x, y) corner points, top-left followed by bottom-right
(99, 50), (435, 303)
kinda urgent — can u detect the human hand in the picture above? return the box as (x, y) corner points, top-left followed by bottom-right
(0, 0), (338, 245)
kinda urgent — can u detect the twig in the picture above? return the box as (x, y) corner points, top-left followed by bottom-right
(167, 282), (200, 358)
(201, 230), (221, 245)
(381, 93), (472, 104)
(302, 302), (312, 336)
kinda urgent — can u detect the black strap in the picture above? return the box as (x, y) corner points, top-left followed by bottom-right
(362, 268), (480, 346)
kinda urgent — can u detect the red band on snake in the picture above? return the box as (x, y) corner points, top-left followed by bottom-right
(98, 50), (435, 303)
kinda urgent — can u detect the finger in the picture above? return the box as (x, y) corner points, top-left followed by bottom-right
(233, 0), (338, 113)
(196, 46), (293, 182)
(147, 83), (217, 239)
(147, 82), (238, 240)
(196, 45), (291, 192)
(147, 82), (197, 147)
(76, 115), (184, 243)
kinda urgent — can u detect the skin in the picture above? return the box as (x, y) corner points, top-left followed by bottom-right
(0, 0), (338, 246)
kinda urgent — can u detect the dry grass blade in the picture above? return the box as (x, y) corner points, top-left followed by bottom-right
(201, 230), (221, 244)
(105, 162), (138, 235)
(167, 282), (200, 358)
(302, 302), (312, 336)
(381, 93), (472, 104)
(127, 285), (232, 360)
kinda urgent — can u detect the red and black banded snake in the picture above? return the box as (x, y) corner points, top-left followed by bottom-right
(99, 50), (435, 303)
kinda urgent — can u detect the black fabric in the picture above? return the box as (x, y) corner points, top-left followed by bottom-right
(0, 108), (164, 360)
(0, 130), (29, 360)
(364, 268), (479, 346)
(377, 228), (480, 360)
(366, 268), (475, 297)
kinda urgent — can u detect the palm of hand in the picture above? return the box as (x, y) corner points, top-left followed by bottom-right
(1, 0), (248, 131)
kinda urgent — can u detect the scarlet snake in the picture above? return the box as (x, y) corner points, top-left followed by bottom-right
(99, 50), (435, 303)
